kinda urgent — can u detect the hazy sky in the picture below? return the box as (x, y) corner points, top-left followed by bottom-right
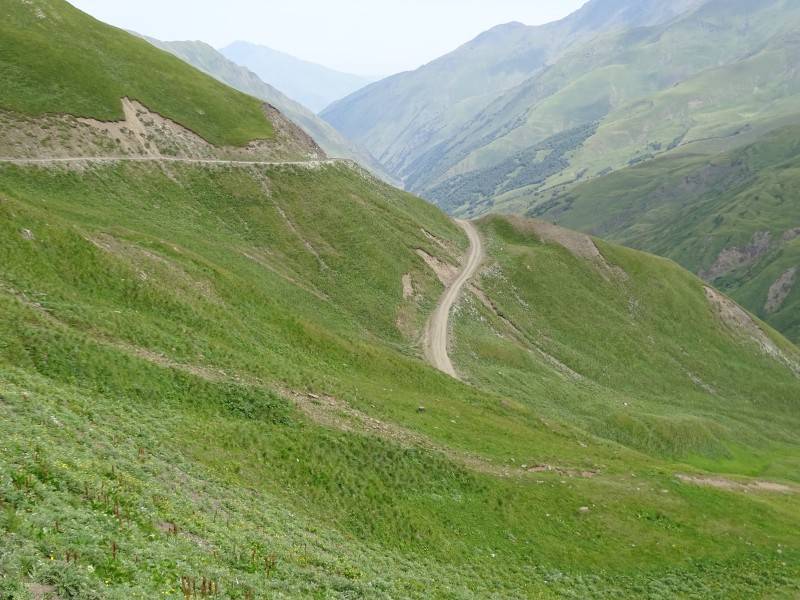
(67, 0), (588, 76)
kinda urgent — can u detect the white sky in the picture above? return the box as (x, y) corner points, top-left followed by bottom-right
(67, 0), (588, 77)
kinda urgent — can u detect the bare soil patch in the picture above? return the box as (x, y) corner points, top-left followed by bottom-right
(677, 474), (795, 494)
(0, 98), (323, 163)
(700, 231), (771, 281)
(415, 249), (459, 286)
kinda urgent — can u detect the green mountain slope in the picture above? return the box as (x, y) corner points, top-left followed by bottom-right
(142, 38), (396, 183)
(322, 0), (800, 218)
(2, 161), (800, 598)
(0, 0), (275, 147)
(532, 125), (800, 343)
(322, 0), (703, 180)
(2, 1), (800, 597)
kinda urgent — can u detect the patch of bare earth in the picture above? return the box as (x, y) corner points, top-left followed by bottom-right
(0, 98), (323, 163)
(782, 227), (800, 243)
(285, 390), (596, 479)
(765, 267), (797, 313)
(27, 583), (60, 600)
(396, 274), (420, 339)
(704, 285), (800, 375)
(677, 474), (795, 494)
(415, 249), (459, 285)
(700, 231), (771, 281)
(402, 274), (415, 300)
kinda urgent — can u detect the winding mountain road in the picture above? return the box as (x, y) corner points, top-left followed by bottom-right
(425, 219), (484, 379)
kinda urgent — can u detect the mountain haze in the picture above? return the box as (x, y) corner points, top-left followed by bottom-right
(321, 0), (707, 187)
(323, 0), (800, 210)
(221, 41), (375, 113)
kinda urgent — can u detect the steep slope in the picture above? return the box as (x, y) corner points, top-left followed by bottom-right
(323, 0), (800, 218)
(533, 125), (800, 343)
(220, 41), (375, 113)
(2, 160), (799, 597)
(142, 38), (395, 183)
(321, 0), (705, 186)
(2, 1), (800, 597)
(0, 0), (275, 147)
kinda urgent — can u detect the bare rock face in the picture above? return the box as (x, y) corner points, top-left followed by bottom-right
(700, 231), (772, 281)
(765, 267), (798, 314)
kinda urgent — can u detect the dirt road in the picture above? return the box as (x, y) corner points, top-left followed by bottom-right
(424, 219), (484, 378)
(0, 156), (342, 167)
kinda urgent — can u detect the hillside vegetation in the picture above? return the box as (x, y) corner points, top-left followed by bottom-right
(534, 125), (800, 342)
(1, 160), (799, 597)
(0, 0), (273, 146)
(1, 1), (800, 597)
(322, 0), (800, 216)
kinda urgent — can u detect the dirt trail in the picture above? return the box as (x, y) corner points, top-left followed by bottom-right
(0, 156), (342, 167)
(424, 219), (484, 378)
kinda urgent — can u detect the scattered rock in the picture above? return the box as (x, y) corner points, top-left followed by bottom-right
(578, 506), (590, 514)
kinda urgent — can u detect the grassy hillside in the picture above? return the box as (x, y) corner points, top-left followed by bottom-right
(2, 1), (800, 596)
(533, 126), (800, 342)
(0, 0), (273, 146)
(321, 0), (800, 217)
(142, 38), (395, 183)
(321, 0), (702, 181)
(431, 0), (800, 215)
(1, 161), (799, 597)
